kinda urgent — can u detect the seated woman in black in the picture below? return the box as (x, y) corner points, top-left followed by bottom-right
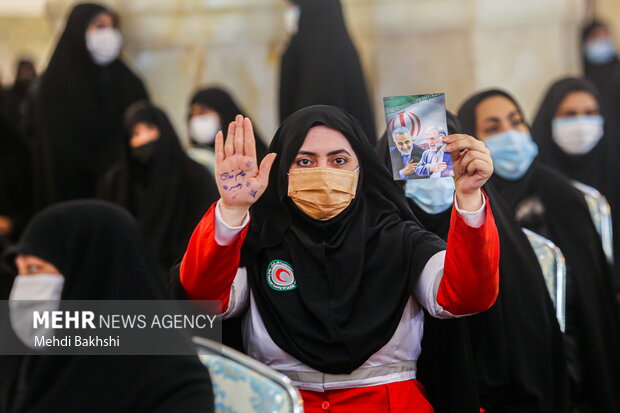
(99, 102), (219, 272)
(376, 112), (570, 413)
(458, 90), (620, 412)
(1, 200), (213, 413)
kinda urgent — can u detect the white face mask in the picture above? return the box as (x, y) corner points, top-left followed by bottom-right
(9, 274), (65, 349)
(85, 28), (123, 66)
(551, 115), (604, 155)
(584, 38), (617, 64)
(284, 5), (300, 35)
(189, 113), (221, 145)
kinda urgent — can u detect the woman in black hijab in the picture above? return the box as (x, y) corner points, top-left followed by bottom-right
(2, 60), (36, 135)
(187, 87), (268, 173)
(279, 0), (377, 143)
(176, 105), (500, 411)
(99, 102), (218, 272)
(0, 200), (213, 412)
(31, 3), (149, 210)
(532, 77), (620, 291)
(581, 20), (620, 128)
(377, 113), (569, 413)
(459, 90), (620, 412)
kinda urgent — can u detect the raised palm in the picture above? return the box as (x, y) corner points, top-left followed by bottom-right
(215, 115), (276, 211)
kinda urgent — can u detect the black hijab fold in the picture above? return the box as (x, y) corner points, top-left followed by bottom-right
(98, 102), (219, 271)
(279, 0), (376, 143)
(242, 105), (445, 374)
(459, 89), (620, 412)
(0, 200), (213, 413)
(531, 77), (620, 289)
(189, 87), (268, 159)
(32, 3), (149, 210)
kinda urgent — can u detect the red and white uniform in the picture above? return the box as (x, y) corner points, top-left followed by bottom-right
(181, 194), (500, 413)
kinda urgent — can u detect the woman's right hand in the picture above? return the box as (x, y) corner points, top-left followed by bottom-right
(215, 115), (277, 226)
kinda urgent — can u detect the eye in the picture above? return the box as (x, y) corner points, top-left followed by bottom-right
(511, 118), (524, 127)
(296, 158), (313, 167)
(332, 157), (348, 165)
(484, 126), (498, 134)
(27, 264), (40, 273)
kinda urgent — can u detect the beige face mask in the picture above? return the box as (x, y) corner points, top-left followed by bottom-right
(287, 167), (359, 221)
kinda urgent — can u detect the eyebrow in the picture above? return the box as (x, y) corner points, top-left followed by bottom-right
(296, 149), (352, 157)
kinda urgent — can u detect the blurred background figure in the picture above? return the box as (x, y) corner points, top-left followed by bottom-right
(31, 3), (149, 210)
(1, 59), (36, 135)
(581, 20), (620, 131)
(279, 0), (376, 143)
(98, 102), (219, 272)
(532, 77), (620, 291)
(187, 87), (268, 174)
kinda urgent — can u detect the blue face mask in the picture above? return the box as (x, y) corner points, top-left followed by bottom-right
(405, 177), (455, 214)
(585, 38), (617, 64)
(484, 130), (538, 180)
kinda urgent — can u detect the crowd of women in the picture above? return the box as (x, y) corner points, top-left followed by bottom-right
(1, 1), (619, 412)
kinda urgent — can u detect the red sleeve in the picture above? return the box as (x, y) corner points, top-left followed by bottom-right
(180, 203), (248, 312)
(436, 191), (500, 315)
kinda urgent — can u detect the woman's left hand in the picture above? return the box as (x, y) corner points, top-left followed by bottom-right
(444, 134), (493, 211)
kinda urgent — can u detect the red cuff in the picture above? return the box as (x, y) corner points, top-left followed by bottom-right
(180, 203), (248, 311)
(437, 191), (500, 315)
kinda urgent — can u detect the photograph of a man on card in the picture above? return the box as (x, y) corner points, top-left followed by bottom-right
(414, 126), (454, 178)
(389, 126), (424, 179)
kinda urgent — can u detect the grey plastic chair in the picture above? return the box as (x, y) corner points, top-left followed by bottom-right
(522, 228), (567, 333)
(194, 336), (304, 413)
(572, 181), (614, 265)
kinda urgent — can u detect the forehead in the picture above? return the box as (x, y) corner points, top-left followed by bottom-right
(394, 133), (411, 141)
(560, 90), (598, 108)
(131, 121), (157, 132)
(300, 125), (354, 152)
(476, 95), (519, 120)
(90, 11), (115, 25)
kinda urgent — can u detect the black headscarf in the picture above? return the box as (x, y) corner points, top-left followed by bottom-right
(98, 102), (219, 272)
(374, 112), (479, 413)
(189, 87), (268, 160)
(241, 105), (445, 374)
(459, 89), (620, 412)
(0, 200), (213, 413)
(32, 3), (149, 210)
(531, 77), (620, 289)
(279, 0), (376, 143)
(581, 20), (620, 130)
